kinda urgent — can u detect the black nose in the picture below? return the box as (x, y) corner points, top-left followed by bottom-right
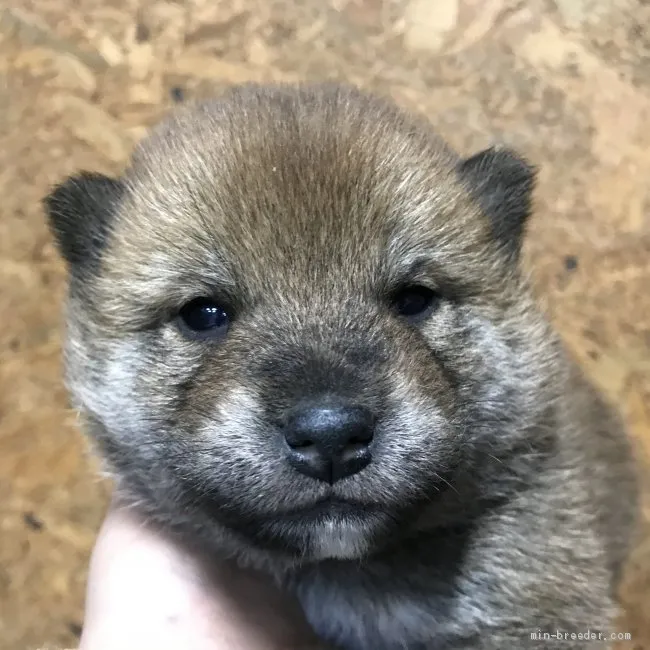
(284, 400), (375, 484)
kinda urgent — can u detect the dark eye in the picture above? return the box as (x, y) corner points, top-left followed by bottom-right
(392, 285), (440, 322)
(178, 298), (230, 340)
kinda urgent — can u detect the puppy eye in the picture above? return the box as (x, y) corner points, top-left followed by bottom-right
(178, 298), (230, 340)
(391, 285), (440, 323)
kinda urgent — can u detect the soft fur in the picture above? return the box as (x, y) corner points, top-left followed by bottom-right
(45, 83), (638, 649)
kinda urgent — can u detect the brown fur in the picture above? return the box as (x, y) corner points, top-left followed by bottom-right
(45, 83), (638, 649)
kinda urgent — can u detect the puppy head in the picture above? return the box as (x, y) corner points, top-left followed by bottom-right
(45, 84), (559, 566)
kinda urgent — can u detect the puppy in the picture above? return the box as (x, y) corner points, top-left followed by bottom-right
(45, 83), (638, 649)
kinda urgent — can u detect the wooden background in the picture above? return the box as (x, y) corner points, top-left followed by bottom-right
(0, 0), (648, 648)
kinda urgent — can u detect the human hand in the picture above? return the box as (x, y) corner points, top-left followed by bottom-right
(79, 499), (328, 650)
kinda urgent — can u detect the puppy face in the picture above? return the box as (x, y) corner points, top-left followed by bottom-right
(45, 84), (560, 565)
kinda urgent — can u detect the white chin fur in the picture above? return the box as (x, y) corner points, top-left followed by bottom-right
(309, 518), (371, 560)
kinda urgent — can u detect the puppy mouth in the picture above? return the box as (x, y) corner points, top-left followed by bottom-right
(277, 497), (378, 523)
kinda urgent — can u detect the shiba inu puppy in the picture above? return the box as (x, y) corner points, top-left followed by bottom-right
(45, 83), (638, 649)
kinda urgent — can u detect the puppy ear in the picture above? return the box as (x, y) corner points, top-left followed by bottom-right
(458, 147), (536, 259)
(43, 172), (124, 272)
